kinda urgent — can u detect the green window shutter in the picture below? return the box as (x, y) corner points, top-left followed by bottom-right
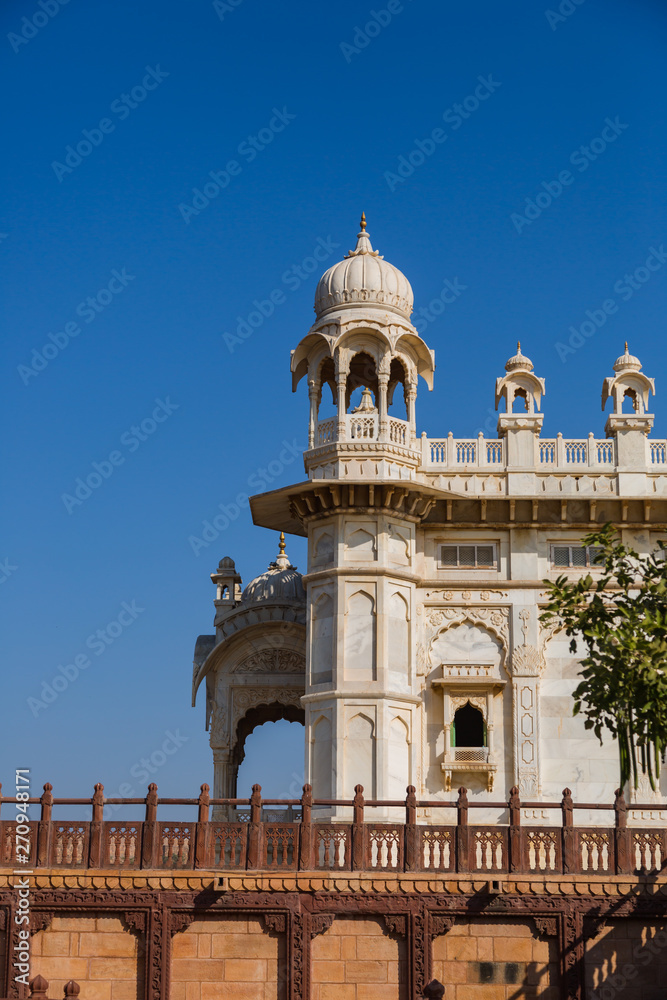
(451, 721), (456, 747)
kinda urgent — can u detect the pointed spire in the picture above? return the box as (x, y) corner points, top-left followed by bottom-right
(275, 531), (291, 570)
(624, 341), (629, 353)
(344, 213), (381, 259)
(517, 341), (521, 354)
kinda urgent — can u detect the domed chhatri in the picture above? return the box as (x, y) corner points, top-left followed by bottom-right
(314, 213), (414, 320)
(613, 342), (643, 373)
(504, 341), (534, 373)
(241, 532), (305, 605)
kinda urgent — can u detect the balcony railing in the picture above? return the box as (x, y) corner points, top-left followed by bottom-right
(315, 414), (411, 447)
(1, 781), (664, 876)
(425, 434), (504, 468)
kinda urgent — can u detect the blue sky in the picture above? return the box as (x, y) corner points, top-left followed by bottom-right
(1, 0), (666, 815)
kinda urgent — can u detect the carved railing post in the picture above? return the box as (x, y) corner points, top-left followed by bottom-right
(456, 787), (469, 873)
(63, 982), (80, 1000)
(30, 975), (49, 999)
(88, 783), (104, 867)
(508, 785), (522, 873)
(352, 784), (366, 871)
(423, 979), (445, 1000)
(247, 784), (263, 869)
(299, 784), (313, 870)
(37, 783), (54, 867)
(141, 783), (159, 869)
(614, 787), (631, 874)
(194, 783), (210, 868)
(404, 785), (419, 872)
(561, 787), (575, 874)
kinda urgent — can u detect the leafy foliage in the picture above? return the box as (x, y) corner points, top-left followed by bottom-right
(540, 524), (667, 791)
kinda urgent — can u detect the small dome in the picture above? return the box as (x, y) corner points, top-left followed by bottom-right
(314, 214), (413, 320)
(241, 533), (305, 605)
(504, 342), (534, 372)
(613, 342), (642, 373)
(218, 556), (236, 570)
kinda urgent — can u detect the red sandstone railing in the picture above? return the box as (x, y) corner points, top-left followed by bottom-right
(0, 781), (664, 876)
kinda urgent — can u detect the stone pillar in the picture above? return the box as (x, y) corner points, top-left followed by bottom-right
(212, 747), (233, 819)
(336, 374), (347, 440)
(378, 372), (389, 441)
(510, 605), (543, 799)
(308, 378), (319, 449)
(406, 381), (417, 440)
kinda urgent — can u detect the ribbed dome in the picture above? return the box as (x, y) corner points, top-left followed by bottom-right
(613, 342), (642, 372)
(241, 534), (305, 605)
(314, 214), (413, 320)
(504, 342), (534, 372)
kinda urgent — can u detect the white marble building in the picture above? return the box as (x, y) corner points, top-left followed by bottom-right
(193, 216), (666, 823)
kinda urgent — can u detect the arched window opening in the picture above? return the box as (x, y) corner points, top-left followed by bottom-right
(234, 706), (305, 816)
(317, 357), (337, 419)
(387, 357), (408, 419)
(622, 388), (638, 413)
(346, 352), (378, 412)
(452, 703), (485, 748)
(514, 387), (529, 412)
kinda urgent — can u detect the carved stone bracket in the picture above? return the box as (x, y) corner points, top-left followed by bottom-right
(429, 914), (455, 938)
(169, 912), (196, 936)
(583, 913), (608, 940)
(310, 914), (334, 938)
(534, 916), (558, 939)
(382, 914), (407, 938)
(261, 913), (287, 936)
(122, 911), (148, 935)
(29, 911), (54, 935)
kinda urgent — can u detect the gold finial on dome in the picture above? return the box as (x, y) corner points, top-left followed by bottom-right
(275, 531), (290, 570)
(360, 211), (367, 231)
(517, 341), (521, 353)
(625, 341), (629, 353)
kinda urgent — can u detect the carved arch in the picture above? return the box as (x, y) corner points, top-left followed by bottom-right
(426, 609), (509, 672)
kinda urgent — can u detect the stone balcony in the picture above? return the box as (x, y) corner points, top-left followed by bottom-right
(305, 420), (667, 496)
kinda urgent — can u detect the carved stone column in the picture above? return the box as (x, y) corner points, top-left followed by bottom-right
(510, 608), (543, 798)
(308, 378), (320, 449)
(378, 372), (389, 441)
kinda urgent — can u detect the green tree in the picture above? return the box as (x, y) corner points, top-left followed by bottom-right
(540, 524), (667, 791)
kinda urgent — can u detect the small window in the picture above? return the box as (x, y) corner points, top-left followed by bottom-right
(551, 545), (604, 569)
(439, 544), (497, 569)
